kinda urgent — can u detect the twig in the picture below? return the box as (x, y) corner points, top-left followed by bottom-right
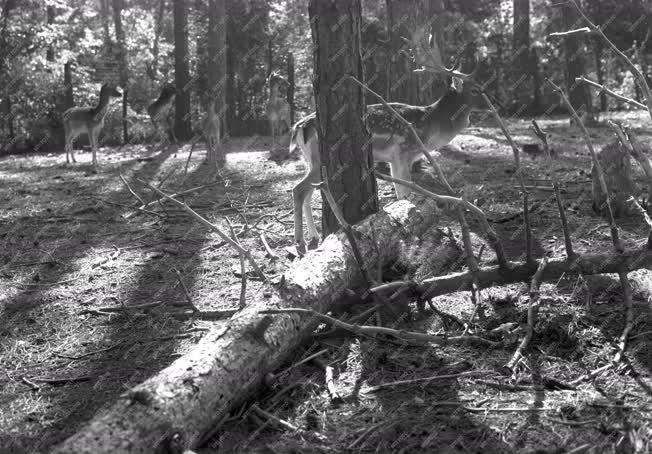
(31, 375), (94, 385)
(323, 364), (341, 402)
(316, 168), (375, 288)
(260, 308), (499, 347)
(227, 218), (248, 308)
(506, 257), (548, 371)
(549, 27), (591, 37)
(172, 268), (199, 312)
(575, 76), (646, 110)
(546, 78), (623, 252)
(376, 171), (508, 267)
(250, 404), (327, 441)
(259, 233), (277, 260)
(123, 180), (222, 219)
(119, 173), (145, 206)
(482, 92), (533, 263)
(531, 120), (575, 259)
(143, 182), (266, 281)
(364, 370), (493, 393)
(79, 301), (163, 314)
(613, 270), (634, 364)
(457, 204), (484, 333)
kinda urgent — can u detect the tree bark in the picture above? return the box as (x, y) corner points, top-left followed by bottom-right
(309, 0), (378, 238)
(63, 61), (74, 109)
(562, 1), (594, 123)
(513, 0), (531, 111)
(173, 0), (192, 141)
(149, 0), (167, 81)
(594, 41), (607, 111)
(46, 4), (55, 62)
(206, 0), (226, 164)
(112, 0), (129, 143)
(287, 53), (295, 124)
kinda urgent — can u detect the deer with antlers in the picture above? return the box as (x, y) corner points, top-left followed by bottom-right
(63, 83), (122, 169)
(147, 82), (178, 145)
(266, 72), (291, 158)
(289, 30), (484, 251)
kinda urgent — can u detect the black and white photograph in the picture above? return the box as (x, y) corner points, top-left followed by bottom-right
(0, 0), (650, 452)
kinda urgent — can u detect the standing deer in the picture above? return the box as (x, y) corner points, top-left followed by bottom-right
(290, 34), (483, 251)
(63, 83), (122, 168)
(203, 100), (224, 166)
(147, 83), (177, 145)
(265, 72), (291, 158)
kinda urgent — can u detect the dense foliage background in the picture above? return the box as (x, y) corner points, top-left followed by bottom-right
(0, 0), (649, 153)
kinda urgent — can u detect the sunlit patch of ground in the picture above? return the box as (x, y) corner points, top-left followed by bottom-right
(0, 111), (650, 452)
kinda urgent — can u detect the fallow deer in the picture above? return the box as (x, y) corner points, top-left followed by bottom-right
(147, 83), (177, 145)
(63, 83), (122, 168)
(290, 33), (484, 251)
(265, 72), (291, 157)
(203, 100), (224, 166)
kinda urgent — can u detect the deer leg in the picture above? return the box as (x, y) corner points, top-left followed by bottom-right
(303, 187), (319, 249)
(390, 149), (412, 199)
(90, 127), (99, 169)
(293, 167), (320, 254)
(65, 133), (75, 164)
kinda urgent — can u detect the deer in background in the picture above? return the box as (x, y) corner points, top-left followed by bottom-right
(203, 100), (224, 166)
(265, 72), (291, 158)
(147, 83), (177, 145)
(63, 83), (122, 169)
(290, 34), (484, 252)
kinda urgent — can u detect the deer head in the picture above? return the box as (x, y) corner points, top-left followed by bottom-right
(100, 83), (122, 99)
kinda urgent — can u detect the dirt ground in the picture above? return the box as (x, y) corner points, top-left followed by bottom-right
(0, 111), (650, 453)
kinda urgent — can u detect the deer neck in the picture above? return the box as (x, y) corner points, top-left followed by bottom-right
(92, 94), (112, 121)
(431, 91), (471, 123)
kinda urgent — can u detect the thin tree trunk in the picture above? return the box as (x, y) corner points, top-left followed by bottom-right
(513, 0), (531, 111)
(173, 0), (192, 141)
(206, 0), (226, 159)
(149, 0), (166, 81)
(309, 0), (378, 237)
(594, 41), (607, 111)
(46, 5), (55, 61)
(112, 0), (129, 143)
(287, 53), (295, 124)
(562, 1), (594, 123)
(63, 61), (74, 109)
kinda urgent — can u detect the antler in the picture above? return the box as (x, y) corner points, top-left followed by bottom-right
(409, 25), (473, 80)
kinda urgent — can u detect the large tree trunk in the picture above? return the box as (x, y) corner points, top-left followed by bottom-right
(112, 0), (129, 143)
(63, 61), (74, 109)
(206, 0), (226, 165)
(385, 0), (419, 104)
(309, 0), (378, 237)
(562, 1), (595, 123)
(173, 0), (192, 141)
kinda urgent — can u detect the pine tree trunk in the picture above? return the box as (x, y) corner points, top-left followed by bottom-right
(206, 0), (226, 164)
(562, 1), (594, 123)
(513, 0), (531, 113)
(309, 0), (378, 238)
(149, 0), (166, 81)
(112, 0), (129, 143)
(287, 53), (295, 124)
(173, 0), (192, 141)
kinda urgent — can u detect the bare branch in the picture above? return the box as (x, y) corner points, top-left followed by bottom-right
(546, 78), (623, 252)
(575, 76), (647, 110)
(531, 120), (575, 259)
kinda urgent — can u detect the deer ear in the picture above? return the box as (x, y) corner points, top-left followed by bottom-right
(451, 76), (464, 92)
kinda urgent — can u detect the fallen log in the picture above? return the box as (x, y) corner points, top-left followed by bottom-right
(52, 195), (652, 453)
(53, 200), (453, 454)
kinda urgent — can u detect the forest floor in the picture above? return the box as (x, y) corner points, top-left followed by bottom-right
(0, 111), (650, 454)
